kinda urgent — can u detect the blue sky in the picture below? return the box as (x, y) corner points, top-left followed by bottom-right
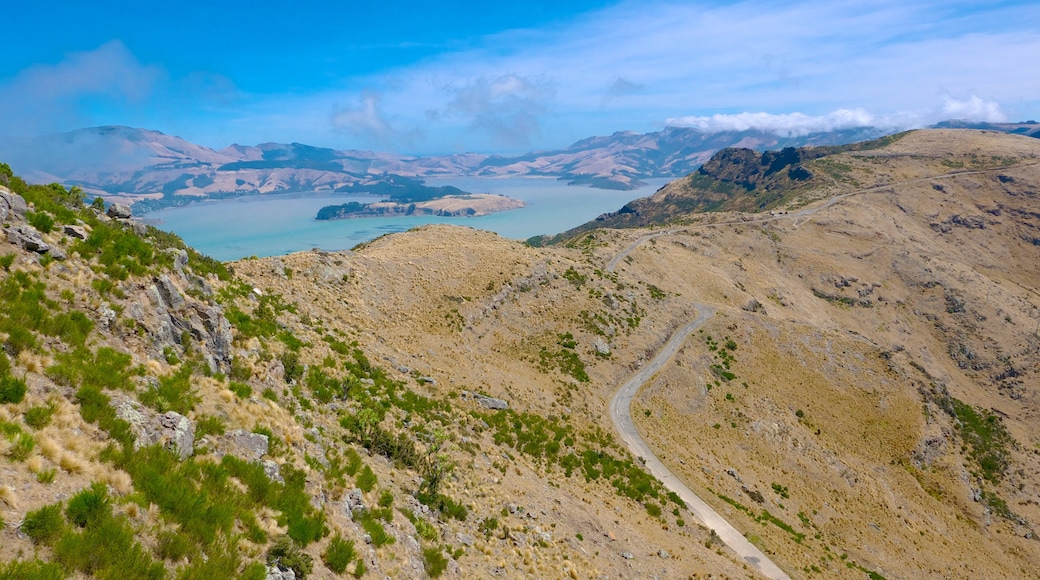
(1, 0), (1038, 154)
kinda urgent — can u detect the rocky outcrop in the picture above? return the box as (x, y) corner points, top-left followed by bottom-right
(114, 399), (195, 460)
(0, 189), (28, 222)
(4, 224), (63, 259)
(222, 429), (270, 462)
(106, 202), (132, 219)
(146, 275), (234, 374)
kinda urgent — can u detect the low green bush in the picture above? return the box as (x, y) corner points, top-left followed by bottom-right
(66, 482), (112, 527)
(322, 533), (356, 574)
(0, 375), (27, 404)
(266, 536), (313, 579)
(22, 503), (66, 545)
(0, 558), (64, 580)
(423, 547), (449, 578)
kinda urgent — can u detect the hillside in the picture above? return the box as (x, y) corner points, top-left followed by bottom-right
(1, 125), (900, 210)
(1, 128), (1040, 579)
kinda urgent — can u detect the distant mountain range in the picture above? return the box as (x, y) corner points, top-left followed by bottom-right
(3, 121), (1037, 211)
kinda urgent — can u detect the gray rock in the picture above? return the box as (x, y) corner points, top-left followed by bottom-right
(155, 275), (184, 310)
(64, 224), (89, 240)
(345, 488), (366, 520)
(265, 565), (295, 580)
(621, 551), (634, 560)
(98, 304), (118, 329)
(128, 220), (148, 236)
(107, 203), (132, 219)
(157, 411), (195, 460)
(0, 190), (28, 221)
(113, 400), (195, 460)
(658, 549), (670, 558)
(224, 429), (269, 461)
(166, 248), (189, 273)
(262, 459), (284, 484)
(6, 224), (49, 254)
(457, 532), (475, 546)
(47, 246), (66, 261)
(594, 337), (611, 356)
(476, 395), (508, 410)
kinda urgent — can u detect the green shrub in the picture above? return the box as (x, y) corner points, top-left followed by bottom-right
(360, 517), (394, 547)
(48, 347), (133, 391)
(356, 464), (377, 492)
(0, 375), (27, 404)
(21, 503), (66, 545)
(26, 211), (55, 234)
(140, 365), (200, 414)
(282, 352), (303, 384)
(266, 536), (313, 579)
(53, 511), (165, 579)
(322, 533), (356, 574)
(24, 403), (56, 429)
(66, 482), (112, 527)
(0, 559), (64, 580)
(8, 432), (36, 461)
(0, 254), (14, 272)
(229, 382), (252, 399)
(196, 415), (227, 437)
(36, 467), (56, 484)
(352, 559), (366, 578)
(423, 547), (449, 577)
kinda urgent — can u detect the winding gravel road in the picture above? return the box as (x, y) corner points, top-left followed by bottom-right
(607, 303), (791, 579)
(602, 161), (1038, 579)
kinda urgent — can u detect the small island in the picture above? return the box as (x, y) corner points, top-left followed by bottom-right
(315, 175), (525, 220)
(316, 194), (525, 220)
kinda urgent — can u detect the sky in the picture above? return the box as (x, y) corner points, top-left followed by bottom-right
(1, 0), (1039, 155)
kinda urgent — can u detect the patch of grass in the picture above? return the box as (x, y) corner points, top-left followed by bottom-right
(195, 415), (227, 437)
(951, 398), (1012, 483)
(22, 503), (66, 545)
(423, 547), (449, 577)
(322, 533), (356, 574)
(66, 481), (112, 528)
(24, 403), (57, 430)
(229, 381), (252, 399)
(140, 364), (200, 415)
(266, 536), (313, 579)
(0, 375), (27, 404)
(48, 346), (134, 392)
(0, 559), (65, 580)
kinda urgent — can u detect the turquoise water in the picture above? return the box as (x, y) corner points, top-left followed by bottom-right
(142, 177), (671, 261)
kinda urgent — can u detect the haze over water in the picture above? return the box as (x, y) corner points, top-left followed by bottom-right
(143, 177), (671, 261)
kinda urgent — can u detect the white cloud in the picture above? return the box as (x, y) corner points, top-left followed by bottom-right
(0, 41), (162, 136)
(666, 108), (880, 136)
(942, 94), (1006, 123)
(331, 92), (421, 147)
(438, 74), (554, 148)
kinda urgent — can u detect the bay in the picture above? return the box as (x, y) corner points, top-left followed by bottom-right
(142, 177), (672, 261)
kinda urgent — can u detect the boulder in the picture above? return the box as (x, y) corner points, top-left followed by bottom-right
(594, 337), (611, 356)
(224, 429), (269, 461)
(107, 203), (132, 219)
(265, 565), (296, 580)
(263, 459), (284, 484)
(6, 224), (49, 254)
(0, 190), (28, 222)
(475, 394), (509, 410)
(155, 275), (185, 310)
(113, 400), (195, 460)
(64, 224), (89, 240)
(157, 411), (196, 460)
(344, 488), (366, 520)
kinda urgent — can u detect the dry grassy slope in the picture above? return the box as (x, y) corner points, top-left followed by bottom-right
(234, 227), (751, 578)
(234, 129), (1040, 579)
(587, 129), (1040, 579)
